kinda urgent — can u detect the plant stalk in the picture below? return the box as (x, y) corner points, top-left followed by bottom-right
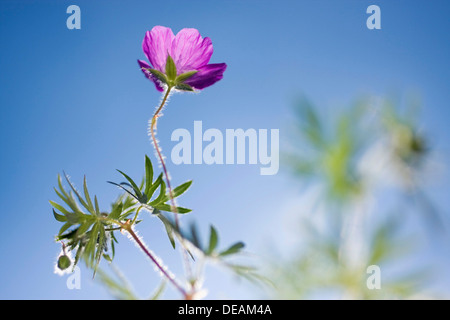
(148, 86), (194, 287)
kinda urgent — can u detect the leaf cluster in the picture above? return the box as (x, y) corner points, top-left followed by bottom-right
(146, 54), (197, 91)
(51, 155), (265, 291)
(51, 173), (118, 275)
(51, 156), (193, 276)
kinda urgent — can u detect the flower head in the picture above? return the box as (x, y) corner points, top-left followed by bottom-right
(138, 26), (227, 92)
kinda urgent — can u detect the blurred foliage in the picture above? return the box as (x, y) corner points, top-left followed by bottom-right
(270, 95), (444, 299)
(285, 96), (369, 201)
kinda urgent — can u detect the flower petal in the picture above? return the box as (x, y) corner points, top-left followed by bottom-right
(137, 59), (165, 92)
(171, 28), (213, 74)
(143, 26), (175, 72)
(184, 63), (227, 90)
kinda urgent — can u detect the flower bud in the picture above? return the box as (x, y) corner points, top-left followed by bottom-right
(57, 254), (72, 270)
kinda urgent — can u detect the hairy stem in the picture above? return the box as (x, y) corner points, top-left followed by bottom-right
(149, 87), (194, 281)
(102, 217), (188, 298)
(126, 226), (188, 298)
(149, 86), (180, 228)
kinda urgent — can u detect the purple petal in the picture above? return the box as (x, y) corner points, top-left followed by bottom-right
(185, 63), (227, 90)
(171, 28), (213, 74)
(137, 59), (165, 92)
(142, 26), (175, 72)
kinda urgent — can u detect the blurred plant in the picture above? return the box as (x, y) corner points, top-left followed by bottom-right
(285, 97), (369, 201)
(269, 95), (444, 299)
(50, 26), (262, 300)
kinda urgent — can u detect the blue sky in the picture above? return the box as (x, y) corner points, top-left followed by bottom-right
(1, 0), (450, 299)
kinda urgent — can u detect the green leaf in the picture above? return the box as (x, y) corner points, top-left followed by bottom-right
(107, 181), (139, 201)
(144, 155), (154, 197)
(138, 175), (145, 191)
(85, 223), (99, 265)
(155, 213), (197, 259)
(165, 54), (177, 81)
(95, 268), (138, 300)
(116, 170), (143, 199)
(175, 70), (198, 83)
(83, 176), (95, 213)
(58, 227), (79, 241)
(160, 217), (176, 249)
(175, 206), (192, 214)
(110, 233), (116, 259)
(49, 200), (71, 216)
(109, 202), (123, 220)
(153, 180), (192, 212)
(55, 176), (81, 214)
(153, 203), (191, 214)
(296, 98), (323, 147)
(94, 195), (100, 216)
(149, 178), (166, 206)
(220, 242), (245, 256)
(63, 172), (93, 214)
(148, 68), (168, 85)
(189, 223), (201, 250)
(57, 222), (72, 237)
(149, 280), (166, 300)
(207, 225), (219, 255)
(57, 174), (71, 201)
(175, 83), (195, 92)
(52, 209), (67, 222)
(53, 190), (78, 216)
(93, 227), (107, 276)
(145, 173), (163, 202)
(75, 220), (94, 238)
(225, 264), (272, 287)
(172, 180), (192, 198)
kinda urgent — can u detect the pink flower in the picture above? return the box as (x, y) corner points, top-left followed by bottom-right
(138, 26), (227, 92)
